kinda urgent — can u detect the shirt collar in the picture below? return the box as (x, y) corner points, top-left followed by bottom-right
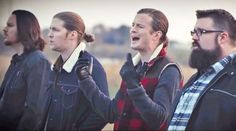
(210, 51), (236, 74)
(52, 42), (86, 73)
(132, 43), (164, 66)
(11, 52), (28, 65)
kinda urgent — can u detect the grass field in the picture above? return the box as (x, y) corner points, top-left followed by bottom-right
(0, 55), (11, 83)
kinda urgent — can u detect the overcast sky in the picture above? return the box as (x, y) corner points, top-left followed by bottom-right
(0, 0), (235, 44)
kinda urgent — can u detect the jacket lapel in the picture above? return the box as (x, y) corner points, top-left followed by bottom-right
(167, 73), (198, 126)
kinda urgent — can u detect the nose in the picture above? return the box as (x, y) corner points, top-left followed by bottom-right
(130, 26), (137, 34)
(48, 30), (53, 38)
(3, 26), (7, 34)
(191, 32), (199, 41)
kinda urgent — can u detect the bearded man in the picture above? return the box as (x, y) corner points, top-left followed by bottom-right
(167, 9), (236, 130)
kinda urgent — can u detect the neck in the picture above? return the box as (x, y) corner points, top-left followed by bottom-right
(61, 41), (79, 61)
(139, 51), (152, 64)
(139, 43), (162, 64)
(220, 46), (236, 60)
(12, 42), (24, 55)
(61, 48), (75, 62)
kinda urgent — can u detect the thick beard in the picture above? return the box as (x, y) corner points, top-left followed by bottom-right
(189, 41), (221, 71)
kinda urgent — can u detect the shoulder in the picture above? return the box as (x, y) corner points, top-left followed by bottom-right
(27, 50), (48, 61)
(158, 59), (182, 81)
(81, 51), (104, 69)
(24, 50), (51, 67)
(160, 64), (181, 77)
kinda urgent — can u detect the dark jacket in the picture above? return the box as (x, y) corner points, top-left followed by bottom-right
(79, 49), (182, 130)
(0, 50), (51, 131)
(114, 57), (181, 130)
(167, 56), (236, 130)
(39, 51), (109, 131)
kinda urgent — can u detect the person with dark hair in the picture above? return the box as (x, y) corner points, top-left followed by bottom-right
(0, 10), (51, 131)
(167, 9), (236, 130)
(39, 11), (109, 131)
(76, 8), (182, 130)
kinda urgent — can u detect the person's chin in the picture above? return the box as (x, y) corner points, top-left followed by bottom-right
(3, 41), (12, 46)
(49, 46), (56, 51)
(131, 46), (138, 51)
(131, 42), (139, 49)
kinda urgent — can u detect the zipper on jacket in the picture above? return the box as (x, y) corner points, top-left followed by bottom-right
(184, 72), (226, 128)
(210, 89), (236, 98)
(192, 72), (226, 109)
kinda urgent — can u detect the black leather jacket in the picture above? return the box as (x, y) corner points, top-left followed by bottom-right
(167, 57), (236, 130)
(0, 50), (51, 131)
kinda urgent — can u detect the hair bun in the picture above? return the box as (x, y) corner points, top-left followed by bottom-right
(84, 33), (95, 43)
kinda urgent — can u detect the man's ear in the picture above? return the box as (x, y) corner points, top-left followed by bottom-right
(218, 32), (229, 45)
(69, 31), (79, 40)
(152, 31), (162, 41)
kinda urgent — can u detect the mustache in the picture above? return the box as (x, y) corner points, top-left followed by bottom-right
(192, 40), (202, 50)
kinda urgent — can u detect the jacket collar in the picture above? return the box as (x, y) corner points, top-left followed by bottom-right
(167, 52), (236, 126)
(52, 42), (86, 73)
(11, 53), (26, 65)
(132, 43), (164, 66)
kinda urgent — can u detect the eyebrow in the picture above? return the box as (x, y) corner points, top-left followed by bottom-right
(132, 22), (145, 27)
(7, 22), (14, 26)
(194, 27), (205, 30)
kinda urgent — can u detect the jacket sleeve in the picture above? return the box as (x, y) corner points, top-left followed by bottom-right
(17, 57), (50, 130)
(78, 71), (120, 123)
(127, 65), (181, 130)
(91, 64), (109, 97)
(78, 63), (118, 129)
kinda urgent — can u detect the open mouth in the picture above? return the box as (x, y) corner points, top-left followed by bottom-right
(132, 37), (140, 41)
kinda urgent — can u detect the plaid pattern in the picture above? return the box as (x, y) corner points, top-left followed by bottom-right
(168, 53), (236, 131)
(114, 48), (169, 131)
(114, 78), (159, 131)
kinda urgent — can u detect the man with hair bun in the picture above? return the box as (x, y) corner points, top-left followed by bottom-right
(76, 8), (182, 130)
(39, 11), (109, 131)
